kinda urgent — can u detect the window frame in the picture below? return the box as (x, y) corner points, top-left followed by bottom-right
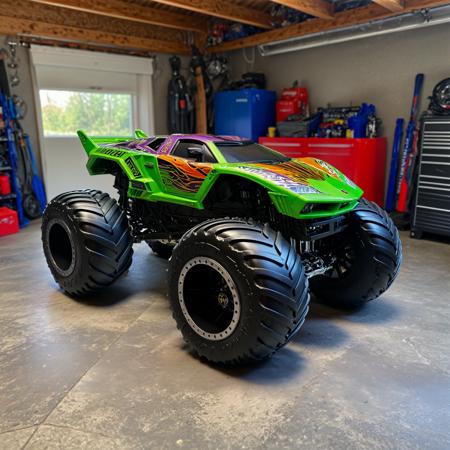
(214, 141), (290, 164)
(147, 137), (166, 151)
(171, 139), (218, 163)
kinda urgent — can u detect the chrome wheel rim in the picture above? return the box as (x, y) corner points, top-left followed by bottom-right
(178, 257), (240, 341)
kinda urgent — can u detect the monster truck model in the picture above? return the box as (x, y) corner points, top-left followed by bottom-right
(42, 130), (402, 365)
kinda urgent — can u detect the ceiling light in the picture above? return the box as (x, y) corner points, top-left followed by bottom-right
(259, 5), (450, 56)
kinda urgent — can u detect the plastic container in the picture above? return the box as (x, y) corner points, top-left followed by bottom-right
(214, 89), (276, 141)
(0, 174), (11, 195)
(0, 207), (19, 236)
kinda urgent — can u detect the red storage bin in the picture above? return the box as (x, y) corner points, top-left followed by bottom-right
(0, 207), (19, 237)
(259, 137), (387, 207)
(0, 174), (11, 195)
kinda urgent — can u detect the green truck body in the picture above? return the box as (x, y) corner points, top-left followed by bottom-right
(78, 129), (363, 220)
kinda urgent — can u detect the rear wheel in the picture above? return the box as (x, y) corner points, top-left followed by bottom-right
(310, 199), (402, 308)
(147, 240), (175, 259)
(168, 218), (310, 365)
(42, 190), (133, 296)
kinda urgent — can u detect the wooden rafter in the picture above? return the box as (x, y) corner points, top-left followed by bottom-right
(28, 0), (207, 33)
(148, 0), (273, 29)
(7, 0), (188, 42)
(210, 0), (450, 52)
(19, 36), (157, 57)
(0, 15), (190, 54)
(271, 0), (334, 19)
(371, 0), (405, 12)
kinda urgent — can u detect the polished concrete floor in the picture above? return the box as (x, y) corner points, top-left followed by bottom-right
(0, 221), (449, 449)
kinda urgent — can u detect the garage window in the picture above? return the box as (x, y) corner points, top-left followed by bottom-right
(39, 89), (134, 137)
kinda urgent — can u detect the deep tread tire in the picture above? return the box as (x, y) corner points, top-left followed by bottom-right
(147, 240), (174, 259)
(42, 189), (133, 296)
(168, 218), (310, 365)
(310, 199), (402, 308)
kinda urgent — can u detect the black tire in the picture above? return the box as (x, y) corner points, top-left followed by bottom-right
(310, 199), (402, 309)
(23, 193), (41, 219)
(42, 190), (133, 296)
(147, 240), (175, 259)
(168, 218), (310, 365)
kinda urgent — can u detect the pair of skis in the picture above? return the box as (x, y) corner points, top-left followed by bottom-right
(385, 74), (424, 213)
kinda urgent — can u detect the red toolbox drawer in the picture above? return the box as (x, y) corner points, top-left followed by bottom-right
(259, 137), (387, 206)
(0, 207), (19, 237)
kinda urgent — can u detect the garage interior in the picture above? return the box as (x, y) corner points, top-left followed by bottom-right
(0, 0), (449, 449)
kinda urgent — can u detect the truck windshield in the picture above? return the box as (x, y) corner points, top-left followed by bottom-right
(214, 142), (291, 164)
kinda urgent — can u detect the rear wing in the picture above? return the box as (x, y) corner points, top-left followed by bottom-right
(77, 129), (148, 155)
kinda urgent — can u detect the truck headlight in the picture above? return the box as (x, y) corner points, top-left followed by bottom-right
(288, 184), (320, 194)
(341, 174), (357, 189)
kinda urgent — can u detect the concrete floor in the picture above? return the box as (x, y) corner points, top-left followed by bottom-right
(0, 221), (449, 450)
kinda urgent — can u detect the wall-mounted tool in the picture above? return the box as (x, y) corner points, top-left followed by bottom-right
(396, 74), (424, 213)
(167, 55), (194, 134)
(190, 46), (213, 133)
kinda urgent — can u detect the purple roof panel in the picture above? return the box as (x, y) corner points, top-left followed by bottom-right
(107, 134), (250, 154)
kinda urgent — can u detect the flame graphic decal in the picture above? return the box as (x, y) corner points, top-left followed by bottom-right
(158, 155), (212, 194)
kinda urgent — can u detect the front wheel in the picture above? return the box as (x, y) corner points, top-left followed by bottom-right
(310, 199), (402, 309)
(168, 218), (310, 365)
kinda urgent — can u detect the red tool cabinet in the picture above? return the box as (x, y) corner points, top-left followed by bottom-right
(259, 137), (387, 206)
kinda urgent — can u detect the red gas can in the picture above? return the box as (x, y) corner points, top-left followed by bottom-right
(0, 207), (19, 237)
(0, 174), (11, 195)
(276, 87), (309, 123)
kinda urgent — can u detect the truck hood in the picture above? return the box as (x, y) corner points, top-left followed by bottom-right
(233, 157), (363, 200)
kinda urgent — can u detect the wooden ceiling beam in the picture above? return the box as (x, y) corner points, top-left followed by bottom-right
(371, 0), (405, 12)
(0, 15), (190, 54)
(148, 0), (273, 29)
(18, 36), (157, 57)
(271, 0), (334, 19)
(4, 0), (188, 45)
(28, 0), (207, 33)
(210, 0), (450, 52)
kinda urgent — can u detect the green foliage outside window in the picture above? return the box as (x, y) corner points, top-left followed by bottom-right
(40, 90), (133, 137)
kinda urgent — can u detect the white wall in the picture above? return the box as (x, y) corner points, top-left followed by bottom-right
(227, 23), (450, 163)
